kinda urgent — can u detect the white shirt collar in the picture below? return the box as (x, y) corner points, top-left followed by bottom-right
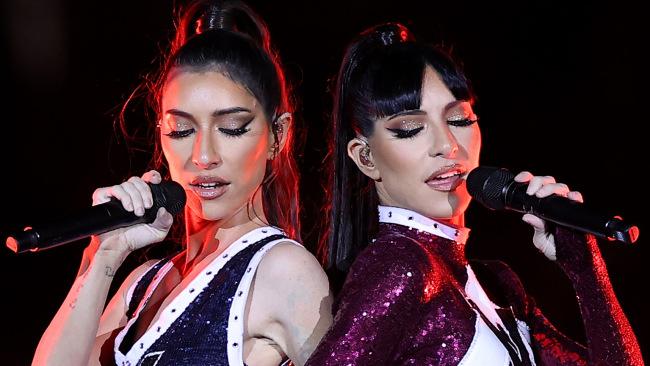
(378, 205), (470, 244)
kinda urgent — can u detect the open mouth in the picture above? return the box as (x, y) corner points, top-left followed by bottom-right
(425, 167), (466, 192)
(189, 178), (231, 200)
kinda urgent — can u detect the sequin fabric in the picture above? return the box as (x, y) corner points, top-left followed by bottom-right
(114, 233), (285, 366)
(307, 219), (643, 365)
(528, 227), (644, 366)
(307, 222), (478, 365)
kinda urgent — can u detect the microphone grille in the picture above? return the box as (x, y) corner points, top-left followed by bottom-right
(467, 166), (514, 210)
(150, 181), (187, 215)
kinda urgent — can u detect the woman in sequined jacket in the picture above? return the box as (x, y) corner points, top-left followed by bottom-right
(32, 1), (332, 365)
(306, 23), (643, 366)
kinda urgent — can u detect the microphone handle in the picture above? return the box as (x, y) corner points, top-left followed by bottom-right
(7, 199), (157, 253)
(504, 182), (638, 244)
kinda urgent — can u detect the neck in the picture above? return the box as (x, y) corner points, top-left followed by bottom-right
(182, 191), (267, 272)
(436, 214), (464, 227)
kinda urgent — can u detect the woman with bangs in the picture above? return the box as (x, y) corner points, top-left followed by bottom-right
(306, 23), (642, 366)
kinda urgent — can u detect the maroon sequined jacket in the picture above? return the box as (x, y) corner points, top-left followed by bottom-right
(306, 223), (643, 366)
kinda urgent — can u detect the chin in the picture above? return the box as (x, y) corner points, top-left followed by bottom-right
(448, 187), (471, 211)
(448, 197), (471, 219)
(200, 201), (234, 222)
(415, 193), (470, 222)
(184, 198), (222, 221)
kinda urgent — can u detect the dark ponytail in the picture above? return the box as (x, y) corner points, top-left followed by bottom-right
(121, 0), (301, 244)
(322, 23), (474, 272)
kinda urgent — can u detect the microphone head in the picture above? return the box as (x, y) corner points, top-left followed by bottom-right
(467, 166), (514, 210)
(150, 180), (187, 215)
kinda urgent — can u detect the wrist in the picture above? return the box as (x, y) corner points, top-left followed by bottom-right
(91, 237), (130, 267)
(553, 226), (602, 277)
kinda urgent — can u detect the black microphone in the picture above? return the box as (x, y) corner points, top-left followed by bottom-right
(466, 166), (639, 244)
(5, 180), (187, 254)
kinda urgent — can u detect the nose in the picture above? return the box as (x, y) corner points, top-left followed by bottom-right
(429, 123), (459, 158)
(191, 129), (222, 169)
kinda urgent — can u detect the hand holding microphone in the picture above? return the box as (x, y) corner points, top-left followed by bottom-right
(467, 166), (639, 248)
(512, 171), (585, 260)
(6, 170), (186, 255)
(88, 170), (179, 257)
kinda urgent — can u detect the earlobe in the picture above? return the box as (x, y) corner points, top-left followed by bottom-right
(347, 138), (381, 181)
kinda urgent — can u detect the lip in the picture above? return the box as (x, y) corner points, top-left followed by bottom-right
(425, 164), (467, 192)
(189, 175), (231, 200)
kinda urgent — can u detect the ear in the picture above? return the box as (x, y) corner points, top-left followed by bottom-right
(268, 112), (292, 159)
(347, 138), (381, 181)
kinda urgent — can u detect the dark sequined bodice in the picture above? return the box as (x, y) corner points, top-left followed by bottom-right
(114, 231), (286, 366)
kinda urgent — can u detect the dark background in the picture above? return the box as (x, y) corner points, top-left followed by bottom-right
(1, 0), (647, 364)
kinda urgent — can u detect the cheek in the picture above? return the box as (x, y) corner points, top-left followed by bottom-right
(457, 126), (482, 161)
(375, 139), (429, 178)
(226, 134), (269, 184)
(161, 138), (192, 179)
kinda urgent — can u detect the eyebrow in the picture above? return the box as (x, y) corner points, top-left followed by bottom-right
(213, 107), (252, 116)
(444, 100), (468, 111)
(164, 107), (253, 119)
(387, 109), (427, 121)
(164, 109), (193, 119)
(386, 100), (471, 121)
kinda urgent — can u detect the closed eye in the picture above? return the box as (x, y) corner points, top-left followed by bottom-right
(218, 117), (254, 137)
(164, 129), (195, 139)
(386, 126), (424, 139)
(448, 117), (478, 127)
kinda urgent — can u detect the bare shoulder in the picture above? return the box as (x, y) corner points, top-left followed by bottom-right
(248, 241), (333, 364)
(252, 241), (330, 307)
(256, 241), (328, 287)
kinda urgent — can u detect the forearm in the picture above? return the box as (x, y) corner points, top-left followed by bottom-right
(32, 251), (125, 366)
(554, 229), (643, 365)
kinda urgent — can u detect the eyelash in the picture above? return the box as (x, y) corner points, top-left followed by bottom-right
(163, 118), (254, 139)
(449, 117), (479, 127)
(386, 127), (424, 139)
(218, 123), (251, 137)
(387, 117), (478, 139)
(165, 129), (194, 139)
